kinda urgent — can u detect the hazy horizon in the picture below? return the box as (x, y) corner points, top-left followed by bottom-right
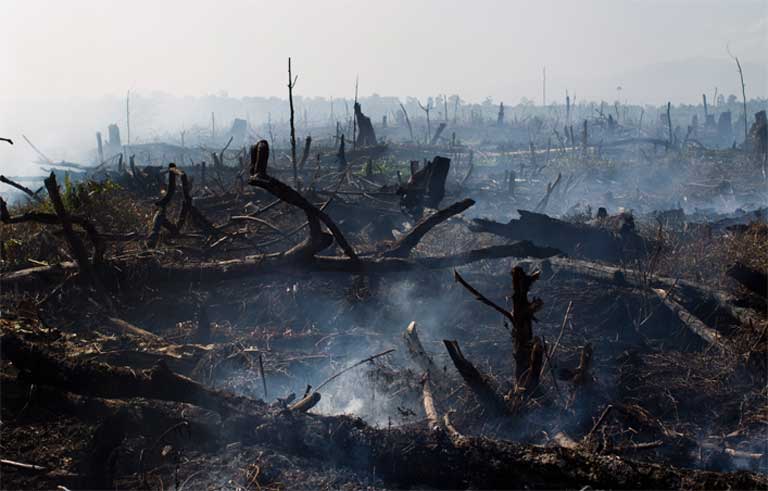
(2, 0), (767, 176)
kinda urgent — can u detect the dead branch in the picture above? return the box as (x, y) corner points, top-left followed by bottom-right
(533, 173), (561, 213)
(385, 199), (474, 257)
(403, 321), (444, 385)
(453, 269), (514, 323)
(421, 375), (441, 431)
(0, 175), (43, 202)
(443, 339), (508, 417)
(289, 392), (321, 412)
(652, 288), (730, 352)
(248, 140), (358, 260)
(43, 172), (99, 286)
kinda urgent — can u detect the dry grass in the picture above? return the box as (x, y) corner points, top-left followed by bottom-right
(651, 221), (767, 290)
(1, 180), (149, 271)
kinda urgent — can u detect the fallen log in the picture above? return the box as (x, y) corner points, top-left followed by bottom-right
(101, 317), (164, 342)
(652, 288), (731, 352)
(470, 209), (649, 263)
(0, 333), (264, 418)
(1, 241), (561, 289)
(289, 391), (321, 412)
(250, 411), (768, 490)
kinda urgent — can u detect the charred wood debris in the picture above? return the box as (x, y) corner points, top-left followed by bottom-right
(1, 96), (767, 490)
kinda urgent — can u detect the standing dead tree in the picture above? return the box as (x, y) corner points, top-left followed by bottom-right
(728, 49), (749, 146)
(666, 102), (673, 147)
(418, 99), (433, 145)
(352, 75), (359, 149)
(453, 267), (543, 394)
(397, 156), (450, 217)
(509, 266), (544, 393)
(354, 102), (377, 147)
(336, 134), (347, 172)
(399, 102), (414, 142)
(297, 136), (313, 172)
(288, 57), (299, 188)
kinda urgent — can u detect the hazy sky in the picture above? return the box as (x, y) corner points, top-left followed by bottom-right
(4, 0), (766, 103)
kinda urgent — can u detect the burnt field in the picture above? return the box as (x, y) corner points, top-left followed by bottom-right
(1, 98), (767, 490)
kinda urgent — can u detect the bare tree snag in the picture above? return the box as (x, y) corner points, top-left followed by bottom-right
(298, 135), (312, 171)
(288, 57), (298, 188)
(443, 339), (508, 417)
(666, 102), (674, 146)
(418, 99), (433, 145)
(399, 102), (414, 142)
(397, 156), (450, 216)
(337, 134), (347, 172)
(511, 266), (543, 389)
(354, 102), (377, 147)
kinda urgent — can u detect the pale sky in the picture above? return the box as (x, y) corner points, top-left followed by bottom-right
(1, 0), (766, 176)
(3, 0), (766, 102)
